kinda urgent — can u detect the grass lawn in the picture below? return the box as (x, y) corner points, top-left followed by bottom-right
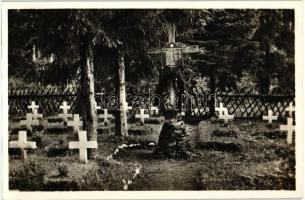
(8, 117), (295, 191)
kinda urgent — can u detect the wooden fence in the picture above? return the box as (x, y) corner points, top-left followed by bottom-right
(8, 85), (295, 119)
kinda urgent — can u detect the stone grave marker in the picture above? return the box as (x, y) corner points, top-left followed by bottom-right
(9, 131), (36, 159)
(32, 109), (43, 120)
(124, 101), (132, 112)
(263, 110), (278, 124)
(59, 101), (73, 122)
(285, 102), (295, 117)
(28, 101), (39, 113)
(98, 109), (114, 126)
(67, 114), (82, 133)
(218, 108), (234, 123)
(215, 103), (226, 116)
(150, 105), (159, 115)
(135, 108), (150, 125)
(20, 113), (39, 131)
(69, 130), (98, 163)
(280, 117), (295, 144)
(94, 101), (101, 112)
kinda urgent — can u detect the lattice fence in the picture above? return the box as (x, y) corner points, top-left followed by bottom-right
(9, 85), (295, 119)
(9, 86), (78, 116)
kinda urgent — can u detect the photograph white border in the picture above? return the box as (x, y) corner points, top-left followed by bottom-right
(1, 1), (304, 199)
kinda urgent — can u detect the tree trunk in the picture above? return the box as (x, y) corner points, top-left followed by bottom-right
(115, 50), (128, 137)
(259, 42), (271, 94)
(79, 36), (97, 156)
(209, 70), (216, 117)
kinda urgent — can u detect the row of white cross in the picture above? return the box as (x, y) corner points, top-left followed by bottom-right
(215, 102), (295, 144)
(22, 100), (296, 125)
(9, 101), (296, 162)
(62, 101), (155, 125)
(9, 129), (97, 163)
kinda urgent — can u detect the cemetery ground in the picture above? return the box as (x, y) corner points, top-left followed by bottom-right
(8, 115), (295, 191)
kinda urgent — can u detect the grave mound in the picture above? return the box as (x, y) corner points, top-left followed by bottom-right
(154, 120), (192, 159)
(97, 126), (114, 134)
(211, 129), (238, 138)
(263, 130), (287, 139)
(47, 118), (64, 123)
(197, 141), (242, 153)
(45, 127), (72, 134)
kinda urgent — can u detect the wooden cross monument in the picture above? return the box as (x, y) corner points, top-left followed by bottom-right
(148, 24), (199, 68)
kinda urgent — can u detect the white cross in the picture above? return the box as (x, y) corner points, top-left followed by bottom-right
(135, 109), (150, 125)
(32, 109), (43, 120)
(263, 110), (278, 124)
(150, 105), (159, 115)
(59, 101), (72, 122)
(9, 131), (36, 160)
(285, 102), (295, 117)
(28, 101), (39, 113)
(124, 101), (132, 112)
(20, 113), (39, 131)
(280, 117), (295, 144)
(218, 108), (234, 123)
(98, 109), (114, 126)
(94, 101), (101, 112)
(69, 131), (98, 163)
(67, 114), (83, 133)
(215, 103), (226, 116)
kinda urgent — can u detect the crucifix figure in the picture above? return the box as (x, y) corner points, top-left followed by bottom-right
(263, 110), (278, 124)
(9, 131), (36, 160)
(148, 24), (199, 68)
(148, 23), (199, 116)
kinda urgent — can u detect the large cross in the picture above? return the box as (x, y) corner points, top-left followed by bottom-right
(148, 24), (199, 68)
(9, 131), (36, 160)
(28, 101), (39, 113)
(20, 113), (39, 132)
(285, 102), (295, 117)
(135, 108), (150, 125)
(98, 109), (114, 126)
(280, 117), (295, 144)
(59, 101), (72, 122)
(67, 114), (83, 133)
(69, 130), (98, 163)
(263, 110), (278, 124)
(218, 108), (234, 123)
